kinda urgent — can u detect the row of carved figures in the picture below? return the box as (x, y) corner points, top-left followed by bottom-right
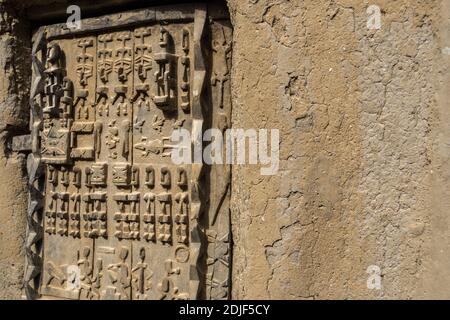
(44, 246), (189, 300)
(41, 24), (230, 124)
(40, 23), (231, 165)
(47, 164), (188, 189)
(45, 25), (192, 121)
(45, 189), (189, 244)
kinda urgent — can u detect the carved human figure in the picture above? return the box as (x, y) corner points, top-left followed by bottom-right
(44, 261), (67, 288)
(134, 28), (152, 81)
(180, 28), (190, 111)
(41, 43), (74, 164)
(76, 39), (94, 88)
(107, 247), (131, 300)
(77, 247), (93, 299)
(157, 260), (188, 300)
(69, 192), (81, 237)
(175, 192), (189, 244)
(153, 26), (176, 110)
(45, 191), (58, 234)
(157, 193), (172, 243)
(96, 93), (110, 116)
(143, 192), (156, 241)
(211, 26), (232, 109)
(90, 259), (103, 300)
(60, 77), (74, 124)
(98, 34), (113, 85)
(131, 248), (153, 300)
(44, 43), (64, 113)
(105, 120), (120, 159)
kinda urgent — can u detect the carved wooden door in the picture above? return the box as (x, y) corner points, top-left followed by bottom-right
(24, 3), (232, 300)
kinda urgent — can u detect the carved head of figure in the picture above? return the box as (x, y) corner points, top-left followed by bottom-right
(43, 117), (52, 130)
(159, 26), (168, 47)
(62, 77), (73, 93)
(139, 247), (146, 261)
(61, 77), (74, 105)
(82, 247), (90, 259)
(119, 247), (129, 261)
(46, 43), (62, 67)
(157, 25), (175, 53)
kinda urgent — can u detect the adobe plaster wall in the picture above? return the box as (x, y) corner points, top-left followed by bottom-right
(0, 0), (30, 299)
(227, 0), (448, 299)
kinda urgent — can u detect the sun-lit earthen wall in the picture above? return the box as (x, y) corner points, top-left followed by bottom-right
(227, 0), (448, 299)
(0, 0), (30, 299)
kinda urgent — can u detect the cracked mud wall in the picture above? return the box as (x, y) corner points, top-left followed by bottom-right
(0, 1), (30, 299)
(422, 0), (450, 300)
(227, 0), (448, 299)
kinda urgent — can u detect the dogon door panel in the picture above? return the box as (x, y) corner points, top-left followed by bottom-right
(27, 3), (232, 300)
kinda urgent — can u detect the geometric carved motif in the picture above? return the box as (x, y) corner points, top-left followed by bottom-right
(33, 3), (231, 300)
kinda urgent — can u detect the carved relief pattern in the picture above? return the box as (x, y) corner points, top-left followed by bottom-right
(31, 4), (231, 300)
(205, 20), (233, 300)
(24, 29), (47, 300)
